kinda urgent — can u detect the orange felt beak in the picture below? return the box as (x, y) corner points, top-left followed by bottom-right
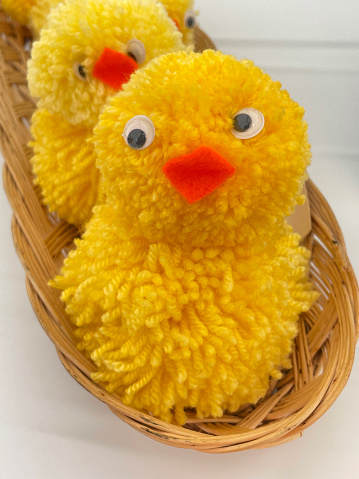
(162, 145), (235, 204)
(92, 47), (138, 90)
(171, 17), (181, 31)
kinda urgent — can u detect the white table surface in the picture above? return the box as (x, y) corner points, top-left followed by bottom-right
(1, 1), (359, 476)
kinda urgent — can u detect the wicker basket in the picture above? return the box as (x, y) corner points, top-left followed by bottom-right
(1, 7), (358, 453)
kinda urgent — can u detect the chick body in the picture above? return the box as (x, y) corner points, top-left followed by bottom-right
(28, 0), (186, 225)
(53, 51), (318, 423)
(56, 206), (316, 424)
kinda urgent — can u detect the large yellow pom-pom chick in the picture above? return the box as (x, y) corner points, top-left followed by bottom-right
(53, 50), (318, 425)
(27, 0), (186, 226)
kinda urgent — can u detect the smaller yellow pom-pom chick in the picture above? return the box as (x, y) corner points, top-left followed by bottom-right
(28, 0), (186, 226)
(160, 0), (198, 48)
(53, 50), (318, 424)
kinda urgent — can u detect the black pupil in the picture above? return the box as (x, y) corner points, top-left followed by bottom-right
(127, 129), (146, 149)
(186, 16), (195, 28)
(233, 113), (252, 133)
(127, 51), (137, 63)
(78, 65), (86, 78)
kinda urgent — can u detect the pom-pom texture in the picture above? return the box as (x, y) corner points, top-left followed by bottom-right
(27, 0), (60, 35)
(30, 109), (100, 225)
(53, 51), (318, 423)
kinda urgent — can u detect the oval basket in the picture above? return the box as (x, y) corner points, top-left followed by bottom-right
(1, 7), (358, 453)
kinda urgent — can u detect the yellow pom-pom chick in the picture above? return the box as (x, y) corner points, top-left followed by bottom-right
(53, 50), (318, 424)
(160, 0), (198, 48)
(28, 0), (186, 226)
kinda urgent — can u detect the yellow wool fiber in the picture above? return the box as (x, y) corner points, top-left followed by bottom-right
(28, 0), (186, 225)
(31, 109), (100, 225)
(28, 0), (59, 35)
(53, 51), (318, 424)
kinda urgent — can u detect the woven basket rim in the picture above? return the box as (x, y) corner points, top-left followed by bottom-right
(0, 8), (358, 453)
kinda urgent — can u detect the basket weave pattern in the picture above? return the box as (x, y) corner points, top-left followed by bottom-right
(1, 7), (358, 453)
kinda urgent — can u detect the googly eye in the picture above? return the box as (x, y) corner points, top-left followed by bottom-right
(125, 39), (146, 66)
(123, 115), (155, 150)
(73, 61), (87, 81)
(184, 9), (197, 29)
(232, 108), (265, 139)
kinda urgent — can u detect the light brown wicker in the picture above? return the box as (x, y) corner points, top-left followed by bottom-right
(1, 6), (358, 453)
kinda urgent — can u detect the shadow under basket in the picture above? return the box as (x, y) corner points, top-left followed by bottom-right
(1, 8), (358, 453)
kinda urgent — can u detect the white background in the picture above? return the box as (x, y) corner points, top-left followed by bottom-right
(1, 0), (359, 477)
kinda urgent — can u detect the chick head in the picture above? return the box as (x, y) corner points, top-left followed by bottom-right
(160, 0), (197, 48)
(95, 50), (311, 247)
(28, 0), (185, 127)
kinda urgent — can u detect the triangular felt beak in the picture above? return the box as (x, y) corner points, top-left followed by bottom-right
(162, 145), (235, 204)
(92, 47), (138, 90)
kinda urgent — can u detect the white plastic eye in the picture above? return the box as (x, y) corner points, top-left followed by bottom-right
(123, 115), (155, 150)
(73, 61), (87, 81)
(125, 39), (146, 66)
(184, 9), (197, 29)
(232, 107), (265, 139)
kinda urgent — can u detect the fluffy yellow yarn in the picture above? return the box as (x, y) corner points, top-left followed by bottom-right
(28, 0), (59, 34)
(53, 51), (318, 424)
(28, 0), (186, 225)
(31, 109), (100, 225)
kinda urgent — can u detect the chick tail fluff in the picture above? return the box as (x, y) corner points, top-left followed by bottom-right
(31, 108), (100, 227)
(1, 0), (60, 35)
